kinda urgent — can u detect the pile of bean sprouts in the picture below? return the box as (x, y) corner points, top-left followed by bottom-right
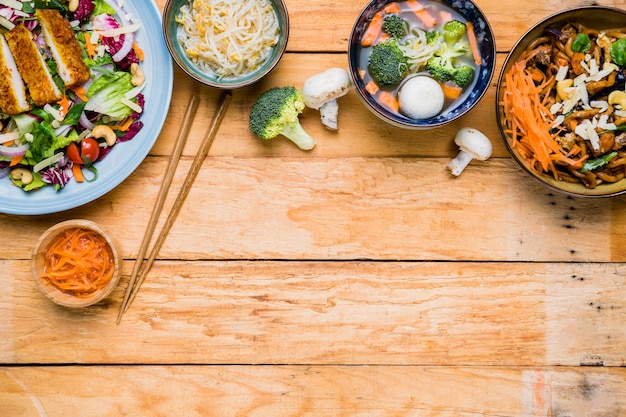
(176, 0), (280, 79)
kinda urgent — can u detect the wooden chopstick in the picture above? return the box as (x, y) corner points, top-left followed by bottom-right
(117, 90), (233, 322)
(116, 93), (200, 324)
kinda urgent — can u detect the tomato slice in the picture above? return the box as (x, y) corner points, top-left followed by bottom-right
(66, 142), (83, 164)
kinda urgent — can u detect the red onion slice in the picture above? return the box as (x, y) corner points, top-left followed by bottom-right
(0, 143), (29, 157)
(102, 0), (136, 62)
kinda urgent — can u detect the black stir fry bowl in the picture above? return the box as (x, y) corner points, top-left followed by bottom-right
(496, 6), (626, 197)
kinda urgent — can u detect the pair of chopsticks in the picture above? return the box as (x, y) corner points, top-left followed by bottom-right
(117, 90), (233, 324)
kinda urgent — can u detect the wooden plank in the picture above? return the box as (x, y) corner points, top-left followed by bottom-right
(2, 158), (626, 262)
(151, 53), (508, 159)
(2, 260), (624, 366)
(2, 366), (625, 417)
(154, 0), (626, 53)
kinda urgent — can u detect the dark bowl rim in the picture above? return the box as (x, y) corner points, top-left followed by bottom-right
(347, 0), (497, 130)
(495, 5), (626, 198)
(162, 0), (290, 90)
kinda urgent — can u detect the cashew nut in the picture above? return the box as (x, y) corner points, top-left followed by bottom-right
(608, 90), (626, 109)
(556, 79), (574, 101)
(92, 125), (117, 146)
(68, 0), (79, 12)
(10, 167), (33, 185)
(130, 63), (144, 86)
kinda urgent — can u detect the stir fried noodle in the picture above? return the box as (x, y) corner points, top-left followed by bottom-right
(501, 21), (626, 188)
(177, 0), (280, 79)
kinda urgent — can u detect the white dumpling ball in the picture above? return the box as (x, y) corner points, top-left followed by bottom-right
(398, 76), (444, 119)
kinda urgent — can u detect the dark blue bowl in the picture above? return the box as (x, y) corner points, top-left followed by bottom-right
(348, 0), (496, 129)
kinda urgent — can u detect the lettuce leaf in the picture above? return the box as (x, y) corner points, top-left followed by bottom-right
(85, 71), (135, 119)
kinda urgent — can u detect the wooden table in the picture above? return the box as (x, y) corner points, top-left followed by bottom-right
(2, 0), (625, 415)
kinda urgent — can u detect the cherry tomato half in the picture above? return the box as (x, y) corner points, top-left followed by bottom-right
(67, 138), (100, 165)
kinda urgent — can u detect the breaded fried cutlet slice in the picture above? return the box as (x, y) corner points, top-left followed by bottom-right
(36, 9), (90, 88)
(0, 34), (31, 115)
(4, 24), (62, 107)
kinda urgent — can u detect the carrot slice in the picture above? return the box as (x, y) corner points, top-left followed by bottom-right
(84, 32), (97, 58)
(406, 0), (437, 28)
(132, 41), (144, 61)
(381, 2), (400, 14)
(57, 95), (71, 118)
(365, 80), (380, 95)
(110, 117), (133, 131)
(69, 86), (88, 102)
(361, 12), (384, 46)
(72, 164), (84, 182)
(466, 22), (482, 65)
(378, 91), (399, 112)
(10, 155), (23, 166)
(441, 82), (463, 100)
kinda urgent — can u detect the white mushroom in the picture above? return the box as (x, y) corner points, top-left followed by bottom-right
(447, 127), (493, 176)
(398, 76), (444, 120)
(302, 67), (351, 130)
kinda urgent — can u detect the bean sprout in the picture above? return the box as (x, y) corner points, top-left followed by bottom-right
(176, 0), (280, 79)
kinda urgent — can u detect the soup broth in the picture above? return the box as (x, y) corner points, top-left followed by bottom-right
(357, 0), (479, 119)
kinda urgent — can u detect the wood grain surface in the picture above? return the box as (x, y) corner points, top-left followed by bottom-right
(1, 0), (625, 416)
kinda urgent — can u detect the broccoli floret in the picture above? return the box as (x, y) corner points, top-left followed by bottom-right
(425, 30), (441, 45)
(368, 39), (409, 86)
(452, 65), (475, 87)
(382, 14), (407, 39)
(249, 86), (316, 150)
(442, 19), (467, 44)
(426, 41), (473, 87)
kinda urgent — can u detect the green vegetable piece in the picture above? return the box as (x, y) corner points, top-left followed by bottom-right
(580, 151), (618, 173)
(368, 39), (409, 86)
(442, 20), (467, 45)
(571, 33), (591, 53)
(425, 30), (441, 45)
(382, 14), (407, 39)
(426, 42), (470, 87)
(610, 38), (626, 66)
(85, 71), (135, 119)
(452, 65), (475, 87)
(249, 86), (316, 150)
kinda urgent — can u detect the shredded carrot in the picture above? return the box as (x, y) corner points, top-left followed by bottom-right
(502, 59), (581, 177)
(378, 91), (399, 113)
(84, 32), (97, 58)
(2, 139), (14, 146)
(466, 22), (482, 65)
(441, 82), (463, 100)
(132, 41), (144, 61)
(110, 117), (133, 132)
(72, 164), (84, 182)
(57, 95), (71, 118)
(365, 80), (380, 95)
(41, 227), (115, 298)
(10, 155), (23, 166)
(406, 0), (437, 28)
(361, 12), (384, 46)
(70, 86), (88, 102)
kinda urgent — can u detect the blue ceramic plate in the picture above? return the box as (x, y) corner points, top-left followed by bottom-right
(0, 1), (173, 215)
